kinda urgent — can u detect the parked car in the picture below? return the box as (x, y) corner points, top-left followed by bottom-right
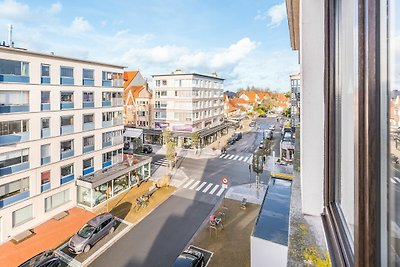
(269, 125), (275, 130)
(263, 129), (273, 140)
(259, 114), (267, 118)
(281, 127), (292, 136)
(142, 144), (153, 154)
(249, 121), (256, 127)
(68, 213), (116, 254)
(227, 137), (236, 145)
(171, 249), (205, 267)
(19, 250), (61, 267)
(234, 132), (242, 141)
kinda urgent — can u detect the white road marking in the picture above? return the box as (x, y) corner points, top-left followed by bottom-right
(394, 177), (400, 183)
(196, 182), (207, 191)
(209, 185), (220, 195)
(216, 187), (225, 197)
(202, 183), (213, 193)
(243, 156), (249, 162)
(228, 155), (235, 159)
(392, 178), (397, 184)
(182, 179), (195, 188)
(233, 155), (239, 160)
(222, 154), (229, 159)
(177, 177), (189, 187)
(219, 154), (224, 158)
(238, 156), (244, 161)
(189, 180), (201, 190)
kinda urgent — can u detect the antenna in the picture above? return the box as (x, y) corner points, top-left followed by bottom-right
(8, 24), (13, 47)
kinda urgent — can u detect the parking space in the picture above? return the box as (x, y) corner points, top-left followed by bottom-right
(55, 218), (131, 267)
(187, 245), (213, 267)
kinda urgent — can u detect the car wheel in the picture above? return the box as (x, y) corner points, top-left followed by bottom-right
(84, 244), (91, 253)
(109, 226), (115, 234)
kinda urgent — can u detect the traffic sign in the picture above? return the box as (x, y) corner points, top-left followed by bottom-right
(222, 177), (229, 185)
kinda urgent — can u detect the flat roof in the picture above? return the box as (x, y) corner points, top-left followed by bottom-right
(152, 72), (225, 81)
(252, 178), (292, 246)
(0, 46), (126, 69)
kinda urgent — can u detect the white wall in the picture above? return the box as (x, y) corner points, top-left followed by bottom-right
(300, 0), (325, 216)
(251, 236), (288, 267)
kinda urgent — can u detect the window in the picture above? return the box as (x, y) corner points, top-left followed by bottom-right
(102, 92), (112, 101)
(41, 91), (50, 104)
(0, 59), (29, 76)
(162, 80), (167, 86)
(60, 140), (73, 152)
(155, 80), (160, 87)
(60, 164), (73, 177)
(12, 205), (32, 227)
(83, 136), (94, 147)
(0, 120), (28, 136)
(83, 69), (94, 79)
(83, 114), (94, 123)
(61, 116), (73, 126)
(0, 149), (29, 169)
(0, 91), (29, 106)
(41, 64), (50, 77)
(155, 111), (166, 119)
(41, 118), (50, 130)
(41, 170), (50, 185)
(60, 92), (73, 102)
(102, 71), (112, 81)
(60, 67), (73, 78)
(83, 92), (94, 102)
(44, 189), (70, 212)
(103, 152), (112, 163)
(0, 177), (29, 201)
(83, 157), (93, 170)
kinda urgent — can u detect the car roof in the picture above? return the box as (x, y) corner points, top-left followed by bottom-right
(88, 213), (112, 226)
(172, 253), (198, 267)
(19, 250), (56, 267)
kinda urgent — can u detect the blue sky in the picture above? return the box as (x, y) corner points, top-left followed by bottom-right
(0, 0), (299, 91)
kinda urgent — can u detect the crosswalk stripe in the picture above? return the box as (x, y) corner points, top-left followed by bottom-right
(394, 177), (400, 183)
(219, 154), (224, 158)
(243, 156), (249, 162)
(233, 155), (239, 160)
(182, 179), (195, 188)
(238, 156), (244, 161)
(216, 187), (225, 197)
(189, 180), (201, 190)
(196, 182), (207, 191)
(391, 178), (396, 184)
(177, 177), (189, 187)
(209, 185), (220, 195)
(228, 155), (234, 159)
(202, 183), (213, 193)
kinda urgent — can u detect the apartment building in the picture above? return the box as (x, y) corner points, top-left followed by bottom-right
(289, 73), (300, 128)
(152, 70), (227, 147)
(0, 45), (130, 244)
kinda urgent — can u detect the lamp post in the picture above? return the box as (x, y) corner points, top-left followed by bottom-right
(248, 164), (252, 187)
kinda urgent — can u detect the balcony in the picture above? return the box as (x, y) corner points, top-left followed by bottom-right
(83, 122), (95, 131)
(41, 128), (50, 138)
(60, 125), (74, 135)
(41, 156), (51, 165)
(102, 120), (113, 128)
(60, 77), (74, 85)
(60, 174), (74, 185)
(41, 103), (50, 111)
(0, 162), (30, 177)
(112, 98), (124, 107)
(60, 150), (74, 160)
(102, 161), (112, 169)
(41, 183), (51, 192)
(0, 132), (29, 145)
(41, 77), (50, 84)
(83, 145), (94, 153)
(0, 105), (29, 114)
(0, 191), (29, 208)
(102, 101), (112, 107)
(102, 141), (112, 148)
(113, 118), (123, 126)
(60, 102), (74, 110)
(83, 102), (94, 108)
(83, 79), (94, 86)
(83, 167), (94, 176)
(102, 80), (112, 87)
(0, 74), (29, 83)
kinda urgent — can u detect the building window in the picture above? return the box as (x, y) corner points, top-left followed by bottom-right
(41, 118), (50, 132)
(83, 157), (94, 170)
(0, 91), (29, 113)
(60, 92), (73, 102)
(83, 92), (94, 102)
(12, 204), (32, 227)
(83, 69), (94, 79)
(155, 80), (160, 87)
(0, 120), (28, 136)
(60, 164), (73, 178)
(0, 177), (29, 202)
(41, 144), (51, 165)
(41, 64), (50, 77)
(60, 140), (74, 157)
(41, 170), (50, 185)
(61, 116), (73, 127)
(0, 149), (29, 172)
(60, 67), (73, 78)
(0, 59), (29, 76)
(44, 189), (70, 212)
(162, 80), (167, 86)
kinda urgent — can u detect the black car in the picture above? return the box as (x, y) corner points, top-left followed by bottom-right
(234, 132), (242, 141)
(19, 250), (61, 267)
(171, 249), (205, 267)
(227, 137), (236, 145)
(142, 144), (153, 154)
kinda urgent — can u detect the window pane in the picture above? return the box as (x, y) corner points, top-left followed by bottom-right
(41, 64), (50, 77)
(12, 205), (33, 227)
(83, 69), (94, 79)
(41, 91), (50, 103)
(60, 67), (73, 78)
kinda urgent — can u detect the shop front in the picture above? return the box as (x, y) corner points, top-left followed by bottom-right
(76, 155), (152, 209)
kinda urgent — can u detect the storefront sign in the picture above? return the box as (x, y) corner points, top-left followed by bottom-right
(172, 124), (193, 132)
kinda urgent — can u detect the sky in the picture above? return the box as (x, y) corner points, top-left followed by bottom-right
(0, 0), (299, 92)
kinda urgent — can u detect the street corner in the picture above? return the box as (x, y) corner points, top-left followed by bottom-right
(55, 217), (132, 267)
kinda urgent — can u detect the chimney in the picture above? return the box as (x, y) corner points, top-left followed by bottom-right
(8, 24), (13, 47)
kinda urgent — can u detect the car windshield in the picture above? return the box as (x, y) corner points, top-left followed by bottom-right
(77, 224), (96, 238)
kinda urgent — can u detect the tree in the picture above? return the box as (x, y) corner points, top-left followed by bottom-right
(165, 141), (176, 169)
(282, 107), (291, 118)
(260, 98), (276, 112)
(284, 91), (291, 98)
(191, 132), (201, 149)
(162, 129), (172, 145)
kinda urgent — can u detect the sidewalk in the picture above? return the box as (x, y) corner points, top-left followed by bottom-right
(0, 208), (96, 267)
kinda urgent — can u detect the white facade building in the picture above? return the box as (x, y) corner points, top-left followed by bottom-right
(0, 46), (125, 244)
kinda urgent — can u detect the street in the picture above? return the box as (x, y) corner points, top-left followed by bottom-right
(90, 117), (279, 266)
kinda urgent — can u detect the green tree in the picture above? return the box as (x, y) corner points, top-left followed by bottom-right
(162, 129), (172, 145)
(191, 132), (201, 149)
(282, 107), (291, 118)
(284, 91), (291, 98)
(165, 141), (176, 169)
(260, 98), (276, 112)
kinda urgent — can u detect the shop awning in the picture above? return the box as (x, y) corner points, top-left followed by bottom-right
(124, 128), (143, 139)
(143, 129), (162, 135)
(198, 123), (228, 138)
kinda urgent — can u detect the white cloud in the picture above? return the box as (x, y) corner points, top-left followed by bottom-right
(49, 2), (62, 14)
(267, 2), (287, 28)
(68, 17), (92, 34)
(0, 0), (30, 19)
(211, 38), (258, 68)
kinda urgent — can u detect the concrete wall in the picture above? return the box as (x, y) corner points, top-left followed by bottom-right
(251, 236), (288, 267)
(299, 0), (325, 216)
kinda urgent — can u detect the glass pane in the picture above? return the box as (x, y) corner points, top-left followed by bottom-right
(389, 0), (400, 264)
(12, 205), (32, 226)
(41, 64), (50, 77)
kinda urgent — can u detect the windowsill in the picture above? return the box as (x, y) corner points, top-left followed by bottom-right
(12, 217), (34, 228)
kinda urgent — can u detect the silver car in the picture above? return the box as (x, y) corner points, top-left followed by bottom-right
(68, 213), (116, 254)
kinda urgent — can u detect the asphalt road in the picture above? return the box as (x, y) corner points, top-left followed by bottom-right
(90, 116), (280, 267)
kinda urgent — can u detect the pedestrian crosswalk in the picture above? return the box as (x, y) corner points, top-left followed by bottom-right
(392, 176), (400, 185)
(176, 178), (226, 197)
(152, 157), (182, 166)
(218, 153), (250, 163)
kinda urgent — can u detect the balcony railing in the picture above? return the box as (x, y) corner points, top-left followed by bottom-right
(0, 74), (29, 83)
(83, 167), (94, 176)
(83, 101), (94, 108)
(102, 80), (112, 87)
(102, 120), (113, 128)
(0, 162), (30, 177)
(60, 102), (74, 110)
(102, 141), (112, 148)
(0, 105), (29, 114)
(60, 77), (74, 85)
(60, 125), (74, 135)
(102, 160), (112, 169)
(0, 132), (29, 145)
(41, 183), (51, 192)
(41, 103), (50, 111)
(102, 101), (112, 107)
(83, 145), (94, 153)
(41, 128), (50, 138)
(83, 122), (95, 131)
(60, 150), (74, 160)
(83, 79), (94, 86)
(41, 156), (51, 165)
(60, 174), (74, 185)
(0, 191), (29, 208)
(41, 77), (50, 84)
